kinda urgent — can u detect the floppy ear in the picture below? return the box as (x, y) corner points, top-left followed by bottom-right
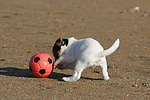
(52, 44), (61, 60)
(52, 38), (68, 60)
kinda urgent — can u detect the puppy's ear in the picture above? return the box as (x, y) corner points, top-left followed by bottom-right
(52, 38), (62, 60)
(52, 45), (61, 60)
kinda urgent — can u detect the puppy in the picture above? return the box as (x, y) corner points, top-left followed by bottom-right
(52, 37), (120, 82)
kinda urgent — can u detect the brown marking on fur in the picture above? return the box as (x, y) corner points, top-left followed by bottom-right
(52, 38), (63, 61)
(55, 38), (65, 46)
(52, 44), (61, 60)
(52, 38), (69, 61)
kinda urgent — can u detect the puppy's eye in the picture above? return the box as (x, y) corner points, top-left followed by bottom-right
(63, 39), (68, 46)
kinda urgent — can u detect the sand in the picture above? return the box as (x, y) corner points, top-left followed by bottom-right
(0, 0), (150, 99)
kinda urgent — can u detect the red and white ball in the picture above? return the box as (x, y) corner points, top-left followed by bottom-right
(29, 53), (54, 78)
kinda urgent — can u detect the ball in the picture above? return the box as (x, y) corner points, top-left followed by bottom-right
(29, 53), (54, 78)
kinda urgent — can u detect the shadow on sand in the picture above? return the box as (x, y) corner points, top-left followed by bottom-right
(0, 67), (33, 77)
(0, 67), (102, 81)
(0, 67), (68, 81)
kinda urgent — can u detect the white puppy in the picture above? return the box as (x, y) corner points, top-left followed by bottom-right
(52, 37), (120, 82)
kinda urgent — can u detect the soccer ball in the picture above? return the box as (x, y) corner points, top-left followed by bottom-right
(29, 53), (54, 78)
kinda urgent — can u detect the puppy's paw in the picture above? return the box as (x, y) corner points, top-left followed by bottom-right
(103, 77), (110, 80)
(62, 77), (76, 82)
(54, 62), (59, 69)
(62, 77), (71, 82)
(53, 64), (57, 69)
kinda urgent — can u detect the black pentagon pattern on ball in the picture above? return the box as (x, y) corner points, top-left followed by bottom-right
(39, 69), (46, 74)
(34, 57), (40, 63)
(48, 58), (52, 64)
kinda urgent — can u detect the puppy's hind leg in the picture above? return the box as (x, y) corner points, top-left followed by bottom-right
(99, 57), (110, 80)
(63, 61), (85, 82)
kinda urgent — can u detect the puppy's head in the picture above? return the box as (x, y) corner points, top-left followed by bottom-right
(52, 38), (68, 60)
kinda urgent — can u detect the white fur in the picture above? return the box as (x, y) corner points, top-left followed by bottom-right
(54, 37), (120, 82)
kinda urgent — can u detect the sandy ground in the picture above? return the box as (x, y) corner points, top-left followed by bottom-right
(0, 0), (150, 99)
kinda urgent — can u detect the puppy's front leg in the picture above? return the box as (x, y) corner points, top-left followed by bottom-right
(54, 54), (75, 68)
(54, 56), (65, 68)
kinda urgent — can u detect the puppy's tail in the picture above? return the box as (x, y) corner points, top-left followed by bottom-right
(99, 38), (120, 57)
